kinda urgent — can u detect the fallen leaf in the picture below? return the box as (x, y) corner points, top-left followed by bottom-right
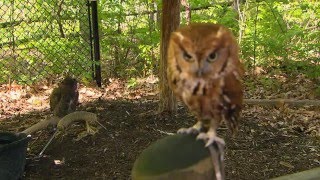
(54, 158), (65, 165)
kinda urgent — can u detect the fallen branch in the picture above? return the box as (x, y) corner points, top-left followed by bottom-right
(57, 111), (97, 130)
(244, 99), (320, 107)
(21, 111), (98, 135)
(21, 116), (60, 135)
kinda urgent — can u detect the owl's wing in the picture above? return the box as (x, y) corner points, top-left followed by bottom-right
(221, 69), (243, 135)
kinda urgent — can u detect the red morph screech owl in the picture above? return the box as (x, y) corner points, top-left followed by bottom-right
(167, 23), (244, 147)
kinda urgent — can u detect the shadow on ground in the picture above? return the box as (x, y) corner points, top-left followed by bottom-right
(1, 98), (319, 179)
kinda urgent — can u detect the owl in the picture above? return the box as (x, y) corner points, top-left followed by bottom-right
(50, 77), (79, 117)
(167, 23), (244, 147)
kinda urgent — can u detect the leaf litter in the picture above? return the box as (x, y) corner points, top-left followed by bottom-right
(0, 75), (319, 179)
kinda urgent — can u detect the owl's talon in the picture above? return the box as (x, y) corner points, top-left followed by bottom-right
(196, 132), (208, 140)
(177, 127), (200, 134)
(205, 136), (225, 147)
(196, 132), (225, 147)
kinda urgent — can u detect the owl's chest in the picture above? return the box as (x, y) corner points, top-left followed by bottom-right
(179, 77), (223, 117)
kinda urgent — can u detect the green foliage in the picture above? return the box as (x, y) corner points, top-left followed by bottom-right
(98, 0), (319, 80)
(0, 0), (92, 84)
(126, 77), (138, 89)
(240, 0), (319, 78)
(259, 77), (281, 91)
(0, 0), (318, 84)
(99, 0), (160, 78)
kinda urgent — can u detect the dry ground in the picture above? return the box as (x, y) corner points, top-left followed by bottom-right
(0, 76), (319, 179)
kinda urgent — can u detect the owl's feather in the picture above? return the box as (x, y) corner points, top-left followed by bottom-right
(49, 77), (79, 117)
(167, 23), (243, 135)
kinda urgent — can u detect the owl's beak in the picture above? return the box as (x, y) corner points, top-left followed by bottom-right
(197, 69), (203, 77)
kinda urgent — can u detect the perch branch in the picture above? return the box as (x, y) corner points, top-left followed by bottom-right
(244, 99), (320, 107)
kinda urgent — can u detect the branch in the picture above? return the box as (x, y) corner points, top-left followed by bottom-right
(57, 111), (97, 130)
(21, 116), (60, 135)
(0, 17), (74, 29)
(244, 99), (320, 107)
(21, 111), (97, 135)
(0, 33), (81, 49)
(125, 4), (234, 17)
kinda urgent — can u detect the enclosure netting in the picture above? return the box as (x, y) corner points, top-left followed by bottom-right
(0, 0), (93, 84)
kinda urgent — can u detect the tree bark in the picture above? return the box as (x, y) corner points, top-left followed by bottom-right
(158, 0), (180, 113)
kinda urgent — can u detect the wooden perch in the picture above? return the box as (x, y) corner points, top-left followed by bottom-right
(132, 134), (219, 180)
(272, 167), (320, 180)
(244, 99), (320, 107)
(21, 111), (97, 135)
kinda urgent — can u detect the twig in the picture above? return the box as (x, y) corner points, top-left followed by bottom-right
(95, 120), (108, 131)
(38, 130), (58, 158)
(152, 128), (175, 135)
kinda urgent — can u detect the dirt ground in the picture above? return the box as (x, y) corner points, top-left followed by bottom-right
(0, 98), (318, 179)
(0, 77), (319, 179)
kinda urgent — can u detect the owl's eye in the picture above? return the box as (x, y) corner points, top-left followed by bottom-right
(207, 52), (218, 62)
(182, 52), (193, 61)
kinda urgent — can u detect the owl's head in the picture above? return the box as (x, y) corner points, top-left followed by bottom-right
(61, 76), (78, 91)
(168, 23), (239, 79)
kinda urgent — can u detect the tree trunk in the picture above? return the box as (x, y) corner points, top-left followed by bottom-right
(56, 0), (65, 38)
(148, 0), (156, 76)
(158, 0), (180, 113)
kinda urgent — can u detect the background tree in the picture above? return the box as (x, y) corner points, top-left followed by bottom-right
(158, 0), (181, 113)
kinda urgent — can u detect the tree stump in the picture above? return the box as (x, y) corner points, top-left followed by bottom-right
(132, 134), (217, 180)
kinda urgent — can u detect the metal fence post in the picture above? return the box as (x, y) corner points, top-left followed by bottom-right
(90, 0), (102, 87)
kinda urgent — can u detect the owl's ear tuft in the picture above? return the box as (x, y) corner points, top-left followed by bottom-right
(171, 32), (185, 43)
(216, 26), (225, 38)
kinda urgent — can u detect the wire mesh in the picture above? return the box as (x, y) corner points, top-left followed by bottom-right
(0, 0), (93, 84)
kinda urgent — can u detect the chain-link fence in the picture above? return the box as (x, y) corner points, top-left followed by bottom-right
(0, 0), (99, 85)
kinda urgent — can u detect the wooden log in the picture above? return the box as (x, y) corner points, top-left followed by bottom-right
(21, 111), (97, 135)
(244, 99), (320, 107)
(132, 134), (219, 180)
(57, 111), (97, 130)
(272, 167), (320, 180)
(21, 116), (60, 135)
